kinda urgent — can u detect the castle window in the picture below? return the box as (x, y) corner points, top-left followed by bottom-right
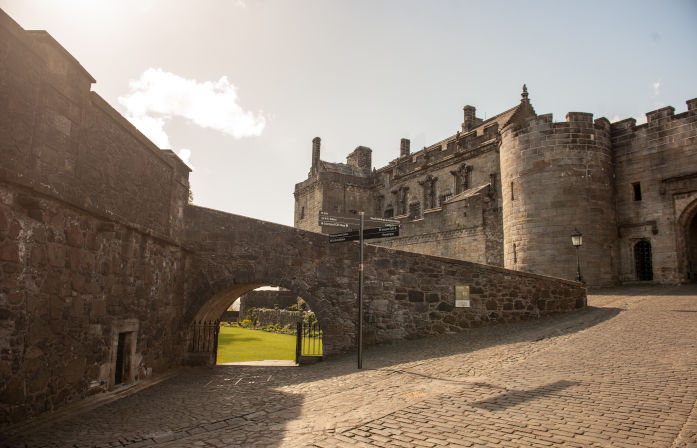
(392, 186), (409, 215)
(632, 182), (642, 201)
(419, 175), (438, 210)
(513, 243), (517, 264)
(439, 192), (452, 206)
(511, 182), (515, 201)
(374, 195), (384, 217)
(451, 164), (472, 195)
(300, 206), (305, 219)
(384, 206), (394, 218)
(409, 202), (421, 220)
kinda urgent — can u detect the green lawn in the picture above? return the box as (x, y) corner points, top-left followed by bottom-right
(216, 326), (297, 363)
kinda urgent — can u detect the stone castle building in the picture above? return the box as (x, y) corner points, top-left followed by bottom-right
(295, 87), (697, 287)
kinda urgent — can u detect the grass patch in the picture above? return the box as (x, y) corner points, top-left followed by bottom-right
(216, 326), (296, 363)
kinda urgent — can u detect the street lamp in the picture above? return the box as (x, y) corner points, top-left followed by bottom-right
(571, 228), (584, 283)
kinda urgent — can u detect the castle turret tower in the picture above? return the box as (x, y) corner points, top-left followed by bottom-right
(499, 86), (618, 287)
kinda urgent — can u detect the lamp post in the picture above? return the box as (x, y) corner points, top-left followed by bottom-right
(571, 228), (583, 283)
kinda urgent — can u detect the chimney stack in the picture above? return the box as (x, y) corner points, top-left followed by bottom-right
(462, 105), (476, 132)
(400, 138), (410, 157)
(311, 137), (321, 173)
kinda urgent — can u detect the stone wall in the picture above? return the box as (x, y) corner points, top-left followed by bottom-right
(184, 205), (586, 360)
(0, 186), (189, 422)
(372, 191), (499, 264)
(612, 100), (697, 283)
(0, 11), (190, 423)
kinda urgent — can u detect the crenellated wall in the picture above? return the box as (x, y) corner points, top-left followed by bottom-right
(500, 112), (619, 286)
(611, 99), (697, 283)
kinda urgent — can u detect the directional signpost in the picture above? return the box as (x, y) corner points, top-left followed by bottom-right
(319, 211), (400, 369)
(328, 226), (400, 243)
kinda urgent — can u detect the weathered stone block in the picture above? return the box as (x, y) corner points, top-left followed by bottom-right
(408, 290), (424, 302)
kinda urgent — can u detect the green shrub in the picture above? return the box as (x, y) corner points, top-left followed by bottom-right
(303, 312), (317, 326)
(241, 319), (252, 328)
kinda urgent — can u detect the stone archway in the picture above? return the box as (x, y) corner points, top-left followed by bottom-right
(676, 198), (697, 282)
(183, 277), (340, 366)
(686, 213), (697, 282)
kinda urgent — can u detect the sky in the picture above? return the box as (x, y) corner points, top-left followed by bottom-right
(1, 0), (696, 227)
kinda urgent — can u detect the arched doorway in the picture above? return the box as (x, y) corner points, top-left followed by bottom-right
(687, 213), (697, 282)
(185, 282), (323, 366)
(634, 240), (653, 281)
(217, 286), (319, 365)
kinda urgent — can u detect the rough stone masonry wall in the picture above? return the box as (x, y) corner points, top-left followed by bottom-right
(0, 186), (188, 422)
(611, 99), (697, 283)
(362, 244), (585, 344)
(0, 11), (190, 424)
(500, 112), (619, 287)
(184, 206), (586, 359)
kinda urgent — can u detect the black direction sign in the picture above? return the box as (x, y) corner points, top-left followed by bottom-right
(319, 211), (400, 230)
(329, 226), (399, 243)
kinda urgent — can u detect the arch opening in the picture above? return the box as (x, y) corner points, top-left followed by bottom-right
(675, 198), (697, 283)
(186, 283), (323, 366)
(687, 212), (697, 282)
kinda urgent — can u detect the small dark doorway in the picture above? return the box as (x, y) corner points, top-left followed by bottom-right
(114, 332), (126, 385)
(687, 214), (697, 281)
(634, 240), (653, 281)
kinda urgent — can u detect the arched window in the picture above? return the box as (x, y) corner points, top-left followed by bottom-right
(634, 240), (653, 281)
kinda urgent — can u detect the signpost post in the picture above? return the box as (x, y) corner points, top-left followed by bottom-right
(358, 212), (364, 369)
(319, 210), (400, 369)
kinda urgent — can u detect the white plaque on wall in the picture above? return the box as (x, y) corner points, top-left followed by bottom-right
(454, 285), (470, 307)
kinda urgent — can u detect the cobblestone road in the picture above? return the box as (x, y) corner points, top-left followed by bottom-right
(2, 285), (697, 447)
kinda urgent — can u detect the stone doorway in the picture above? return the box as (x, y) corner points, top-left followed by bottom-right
(634, 240), (653, 281)
(185, 283), (322, 366)
(687, 213), (697, 282)
(109, 319), (139, 388)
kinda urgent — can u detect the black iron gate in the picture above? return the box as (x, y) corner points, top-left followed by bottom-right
(296, 321), (323, 363)
(189, 320), (220, 353)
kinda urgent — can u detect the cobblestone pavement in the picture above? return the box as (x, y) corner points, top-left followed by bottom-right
(3, 285), (697, 447)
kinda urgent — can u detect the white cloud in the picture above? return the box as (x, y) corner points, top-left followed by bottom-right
(128, 114), (170, 148)
(177, 148), (192, 167)
(118, 68), (266, 148)
(610, 115), (621, 123)
(652, 81), (661, 96)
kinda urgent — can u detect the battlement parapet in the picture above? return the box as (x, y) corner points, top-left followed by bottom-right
(687, 98), (697, 111)
(646, 106), (676, 126)
(610, 98), (697, 148)
(566, 112), (593, 123)
(502, 110), (611, 142)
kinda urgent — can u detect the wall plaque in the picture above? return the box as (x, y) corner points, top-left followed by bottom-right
(454, 285), (471, 307)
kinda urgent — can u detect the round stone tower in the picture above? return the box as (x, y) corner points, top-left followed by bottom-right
(500, 90), (618, 287)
